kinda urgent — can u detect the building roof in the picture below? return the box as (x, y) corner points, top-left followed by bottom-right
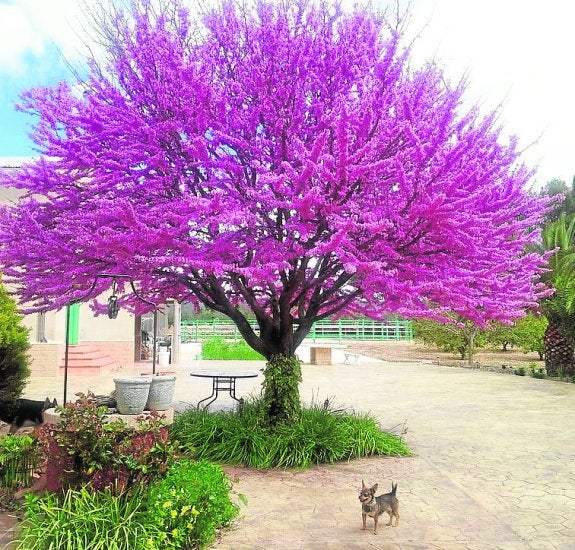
(0, 156), (35, 169)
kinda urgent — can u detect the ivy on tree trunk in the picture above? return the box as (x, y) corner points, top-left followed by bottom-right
(261, 355), (302, 426)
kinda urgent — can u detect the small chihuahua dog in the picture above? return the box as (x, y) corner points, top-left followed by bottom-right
(359, 480), (400, 534)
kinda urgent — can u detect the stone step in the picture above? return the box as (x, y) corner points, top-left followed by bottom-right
(59, 343), (119, 374)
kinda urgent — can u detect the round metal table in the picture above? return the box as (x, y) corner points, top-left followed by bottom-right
(190, 371), (258, 410)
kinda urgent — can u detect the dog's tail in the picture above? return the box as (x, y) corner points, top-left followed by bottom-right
(391, 482), (398, 495)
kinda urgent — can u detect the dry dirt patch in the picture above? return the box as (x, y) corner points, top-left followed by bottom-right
(345, 340), (542, 372)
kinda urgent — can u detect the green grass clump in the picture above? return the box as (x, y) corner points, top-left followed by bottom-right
(171, 398), (412, 468)
(201, 337), (264, 360)
(15, 487), (154, 550)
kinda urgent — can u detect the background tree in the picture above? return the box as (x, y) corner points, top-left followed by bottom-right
(415, 313), (547, 363)
(0, 0), (550, 425)
(413, 318), (488, 364)
(486, 322), (516, 352)
(487, 313), (547, 359)
(0, 278), (31, 413)
(540, 178), (575, 223)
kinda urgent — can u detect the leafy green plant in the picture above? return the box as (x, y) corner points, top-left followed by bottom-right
(202, 337), (264, 360)
(270, 406), (349, 467)
(15, 460), (239, 550)
(173, 405), (271, 467)
(171, 397), (412, 468)
(538, 215), (575, 377)
(147, 460), (238, 549)
(0, 434), (39, 490)
(514, 367), (526, 376)
(15, 486), (159, 550)
(0, 278), (31, 414)
(528, 362), (547, 379)
(36, 393), (178, 492)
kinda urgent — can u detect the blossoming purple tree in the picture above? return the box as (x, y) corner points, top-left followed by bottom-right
(0, 0), (550, 424)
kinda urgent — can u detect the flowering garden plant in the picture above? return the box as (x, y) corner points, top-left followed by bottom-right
(12, 394), (239, 550)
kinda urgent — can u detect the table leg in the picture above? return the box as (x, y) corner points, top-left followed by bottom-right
(196, 376), (246, 410)
(227, 377), (244, 405)
(196, 378), (217, 410)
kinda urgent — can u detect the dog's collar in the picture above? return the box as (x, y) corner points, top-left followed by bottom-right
(361, 494), (375, 505)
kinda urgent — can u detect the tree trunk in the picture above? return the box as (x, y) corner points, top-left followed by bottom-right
(261, 354), (302, 426)
(466, 329), (477, 366)
(196, 287), (310, 426)
(228, 313), (305, 426)
(543, 319), (574, 378)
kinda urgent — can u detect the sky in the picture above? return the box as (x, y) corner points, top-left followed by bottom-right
(0, 0), (573, 189)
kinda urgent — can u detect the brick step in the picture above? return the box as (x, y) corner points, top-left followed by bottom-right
(59, 343), (119, 374)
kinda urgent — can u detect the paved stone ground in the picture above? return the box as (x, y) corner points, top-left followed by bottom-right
(213, 360), (575, 550)
(2, 351), (575, 549)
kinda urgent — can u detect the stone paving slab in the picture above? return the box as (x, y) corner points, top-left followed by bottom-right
(218, 456), (528, 549)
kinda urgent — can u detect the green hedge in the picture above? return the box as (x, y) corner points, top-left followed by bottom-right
(202, 336), (264, 360)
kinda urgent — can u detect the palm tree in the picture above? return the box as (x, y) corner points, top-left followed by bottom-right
(540, 215), (575, 377)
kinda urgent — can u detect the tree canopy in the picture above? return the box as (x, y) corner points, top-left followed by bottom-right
(0, 0), (550, 359)
(540, 177), (575, 223)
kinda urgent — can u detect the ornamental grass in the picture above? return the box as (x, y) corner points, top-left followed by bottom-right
(171, 397), (412, 469)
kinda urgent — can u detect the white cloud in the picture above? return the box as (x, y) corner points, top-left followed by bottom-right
(2, 0), (573, 185)
(0, 0), (86, 75)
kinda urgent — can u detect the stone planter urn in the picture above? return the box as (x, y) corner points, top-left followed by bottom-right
(146, 374), (176, 411)
(114, 376), (153, 415)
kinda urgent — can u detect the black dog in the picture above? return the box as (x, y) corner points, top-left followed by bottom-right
(0, 397), (57, 433)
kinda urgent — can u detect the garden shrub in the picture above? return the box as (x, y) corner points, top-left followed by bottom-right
(0, 434), (39, 490)
(201, 336), (264, 360)
(36, 393), (177, 492)
(15, 461), (238, 550)
(147, 460), (238, 549)
(0, 279), (31, 415)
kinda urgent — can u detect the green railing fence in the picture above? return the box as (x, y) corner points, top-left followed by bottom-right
(181, 318), (413, 342)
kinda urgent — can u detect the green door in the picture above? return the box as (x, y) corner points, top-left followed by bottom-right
(67, 303), (80, 345)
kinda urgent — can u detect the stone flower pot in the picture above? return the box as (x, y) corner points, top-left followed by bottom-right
(114, 376), (153, 415)
(145, 374), (176, 411)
